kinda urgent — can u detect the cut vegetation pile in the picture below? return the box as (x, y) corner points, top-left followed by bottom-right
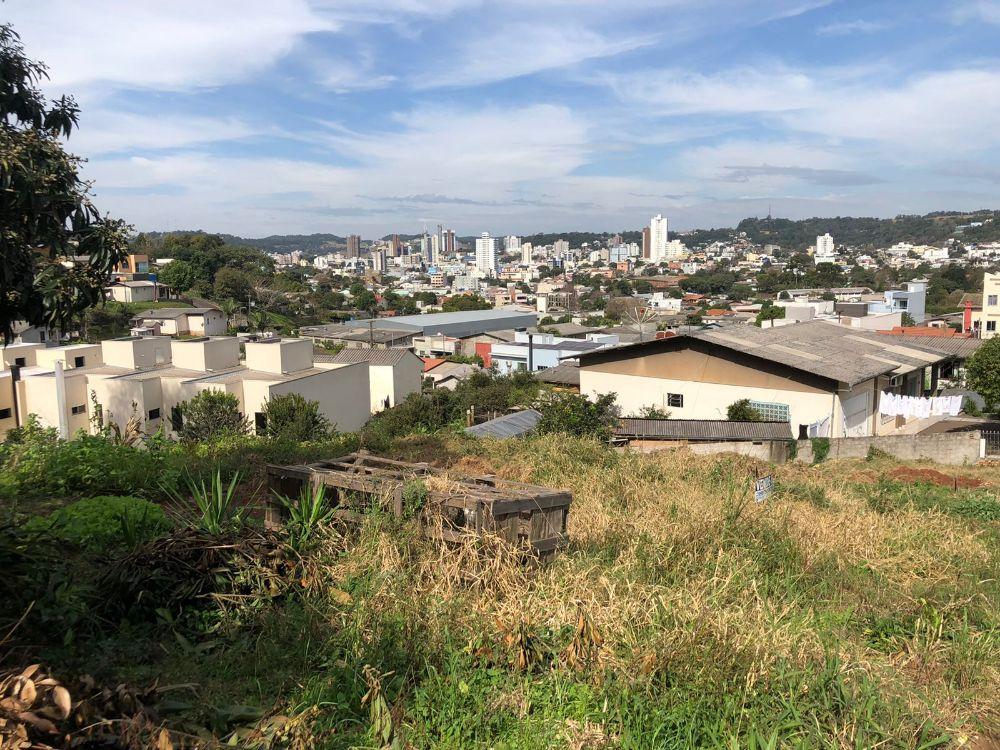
(1, 431), (998, 748)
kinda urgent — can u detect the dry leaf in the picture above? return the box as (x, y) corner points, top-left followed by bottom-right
(18, 680), (36, 706)
(156, 727), (174, 750)
(16, 710), (58, 734)
(50, 687), (72, 720)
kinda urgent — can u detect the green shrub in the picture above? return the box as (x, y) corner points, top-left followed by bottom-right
(810, 437), (831, 464)
(177, 390), (249, 443)
(536, 392), (619, 440)
(726, 399), (763, 421)
(23, 495), (170, 552)
(261, 393), (332, 442)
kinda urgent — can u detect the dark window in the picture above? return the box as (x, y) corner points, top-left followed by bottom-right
(667, 393), (683, 408)
(148, 408), (161, 420)
(988, 321), (997, 332)
(73, 356), (85, 368)
(0, 408), (11, 419)
(170, 405), (183, 431)
(39, 332), (46, 342)
(14, 357), (25, 367)
(70, 404), (86, 415)
(255, 412), (267, 435)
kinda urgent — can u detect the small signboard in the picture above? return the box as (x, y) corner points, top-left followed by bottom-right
(754, 475), (774, 503)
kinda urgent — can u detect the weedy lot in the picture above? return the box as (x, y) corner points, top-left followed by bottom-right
(1, 429), (998, 749)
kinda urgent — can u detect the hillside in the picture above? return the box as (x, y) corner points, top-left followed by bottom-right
(2, 428), (998, 748)
(142, 230), (348, 255)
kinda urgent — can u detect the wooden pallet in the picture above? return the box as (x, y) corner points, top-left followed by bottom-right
(265, 452), (571, 560)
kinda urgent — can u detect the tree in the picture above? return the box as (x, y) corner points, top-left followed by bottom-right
(261, 393), (332, 441)
(900, 312), (916, 327)
(214, 268), (252, 302)
(966, 337), (1000, 413)
(177, 390), (248, 442)
(157, 260), (198, 293)
(727, 399), (763, 421)
(217, 298), (243, 330)
(441, 294), (492, 312)
(1, 25), (130, 342)
(536, 392), (619, 440)
(755, 302), (785, 327)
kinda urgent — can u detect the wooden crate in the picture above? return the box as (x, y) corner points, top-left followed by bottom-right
(265, 452), (571, 560)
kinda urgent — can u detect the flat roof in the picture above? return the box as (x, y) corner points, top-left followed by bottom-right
(371, 309), (537, 337)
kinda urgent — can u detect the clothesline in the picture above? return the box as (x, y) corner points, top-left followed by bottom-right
(878, 391), (962, 419)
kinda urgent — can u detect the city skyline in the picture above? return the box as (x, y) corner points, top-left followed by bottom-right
(8, 1), (1000, 236)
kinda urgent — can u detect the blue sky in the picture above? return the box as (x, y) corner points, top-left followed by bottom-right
(9, 0), (1000, 237)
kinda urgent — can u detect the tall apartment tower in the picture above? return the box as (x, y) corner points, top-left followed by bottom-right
(389, 234), (401, 257)
(430, 234), (441, 266)
(649, 215), (668, 261)
(521, 241), (532, 266)
(553, 239), (569, 259)
(815, 233), (835, 264)
(504, 235), (521, 253)
(443, 229), (456, 256)
(642, 226), (651, 259)
(475, 232), (498, 276)
(372, 249), (387, 272)
(346, 234), (361, 258)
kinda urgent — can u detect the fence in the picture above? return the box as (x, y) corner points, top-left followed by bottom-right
(795, 430), (985, 466)
(984, 431), (1000, 457)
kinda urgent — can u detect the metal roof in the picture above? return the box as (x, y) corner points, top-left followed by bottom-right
(616, 418), (793, 441)
(876, 334), (983, 359)
(371, 309), (537, 337)
(535, 362), (580, 386)
(132, 307), (215, 320)
(316, 348), (416, 367)
(465, 409), (543, 439)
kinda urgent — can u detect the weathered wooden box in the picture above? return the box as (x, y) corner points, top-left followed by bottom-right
(265, 452), (571, 560)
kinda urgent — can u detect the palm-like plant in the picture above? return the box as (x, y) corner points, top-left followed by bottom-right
(165, 470), (246, 535)
(218, 298), (243, 331)
(277, 483), (332, 550)
(248, 308), (271, 335)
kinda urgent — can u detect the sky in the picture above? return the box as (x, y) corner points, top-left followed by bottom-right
(7, 0), (1000, 238)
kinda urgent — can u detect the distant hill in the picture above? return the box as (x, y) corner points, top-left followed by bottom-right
(142, 230), (347, 255)
(735, 210), (1000, 250)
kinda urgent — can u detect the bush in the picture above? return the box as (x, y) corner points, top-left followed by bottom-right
(536, 392), (619, 440)
(177, 390), (249, 443)
(965, 336), (1000, 412)
(727, 399), (763, 421)
(23, 495), (170, 552)
(810, 437), (831, 464)
(261, 393), (332, 442)
(0, 418), (182, 501)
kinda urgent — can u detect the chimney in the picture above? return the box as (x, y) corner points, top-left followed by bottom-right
(963, 300), (973, 334)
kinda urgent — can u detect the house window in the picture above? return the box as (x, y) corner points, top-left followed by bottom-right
(14, 357), (25, 367)
(989, 295), (998, 306)
(73, 356), (85, 368)
(255, 412), (267, 435)
(666, 393), (684, 408)
(988, 321), (997, 332)
(148, 408), (161, 420)
(0, 408), (11, 419)
(170, 405), (183, 431)
(748, 400), (790, 422)
(70, 404), (86, 415)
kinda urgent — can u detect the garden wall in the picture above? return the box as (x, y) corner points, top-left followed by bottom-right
(794, 431), (984, 466)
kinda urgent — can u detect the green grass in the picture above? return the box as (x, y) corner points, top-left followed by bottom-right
(3, 433), (999, 747)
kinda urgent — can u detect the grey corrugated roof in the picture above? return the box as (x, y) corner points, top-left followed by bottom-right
(536, 362), (580, 386)
(580, 320), (952, 387)
(465, 409), (543, 439)
(616, 418), (793, 441)
(132, 307), (214, 320)
(877, 334), (983, 359)
(316, 348), (415, 366)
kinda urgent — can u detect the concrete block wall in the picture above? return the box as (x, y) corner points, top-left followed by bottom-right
(795, 431), (983, 466)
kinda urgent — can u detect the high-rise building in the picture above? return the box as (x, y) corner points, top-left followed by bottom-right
(430, 234), (441, 266)
(504, 235), (521, 253)
(443, 229), (456, 256)
(815, 233), (836, 265)
(389, 234), (401, 257)
(475, 232), (498, 275)
(649, 215), (668, 261)
(346, 234), (361, 258)
(521, 241), (532, 266)
(372, 249), (387, 272)
(553, 239), (569, 259)
(642, 227), (651, 259)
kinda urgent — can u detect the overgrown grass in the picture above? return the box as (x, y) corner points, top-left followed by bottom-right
(3, 432), (999, 747)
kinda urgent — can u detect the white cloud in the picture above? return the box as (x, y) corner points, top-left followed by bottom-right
(816, 19), (889, 35)
(412, 25), (657, 89)
(6, 0), (332, 90)
(68, 111), (262, 155)
(951, 1), (1000, 24)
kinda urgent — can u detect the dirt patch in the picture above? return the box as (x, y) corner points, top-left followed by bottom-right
(889, 466), (983, 489)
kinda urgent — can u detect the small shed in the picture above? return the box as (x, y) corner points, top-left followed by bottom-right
(266, 452), (571, 560)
